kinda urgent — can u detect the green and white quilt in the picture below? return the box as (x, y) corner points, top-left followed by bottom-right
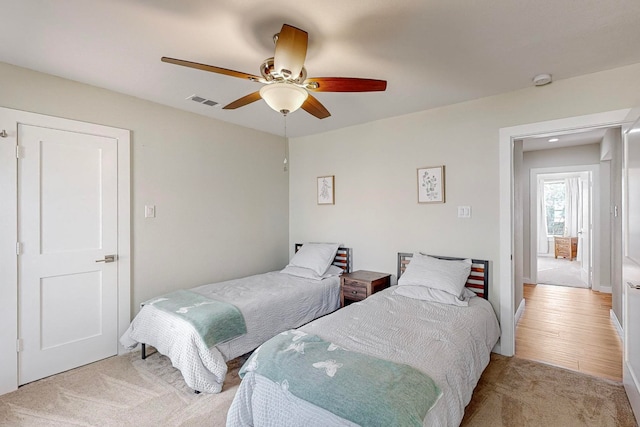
(240, 330), (442, 427)
(147, 290), (246, 347)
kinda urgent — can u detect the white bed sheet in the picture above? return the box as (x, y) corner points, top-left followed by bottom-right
(226, 286), (500, 427)
(119, 271), (340, 393)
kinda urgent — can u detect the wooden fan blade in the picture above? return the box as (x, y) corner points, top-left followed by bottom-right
(223, 91), (262, 110)
(301, 94), (331, 119)
(305, 77), (387, 92)
(274, 24), (308, 79)
(161, 57), (262, 82)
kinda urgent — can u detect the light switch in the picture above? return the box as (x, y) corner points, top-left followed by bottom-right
(145, 205), (156, 218)
(457, 206), (471, 218)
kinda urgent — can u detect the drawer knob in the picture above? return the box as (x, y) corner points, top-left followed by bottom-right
(352, 290), (357, 294)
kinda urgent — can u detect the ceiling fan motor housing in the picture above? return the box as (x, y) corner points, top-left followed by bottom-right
(261, 57), (307, 84)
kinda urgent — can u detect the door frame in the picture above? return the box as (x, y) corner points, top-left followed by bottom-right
(623, 117), (640, 420)
(498, 108), (632, 356)
(529, 166), (599, 290)
(0, 108), (130, 395)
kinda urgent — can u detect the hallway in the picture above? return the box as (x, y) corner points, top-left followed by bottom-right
(515, 283), (622, 381)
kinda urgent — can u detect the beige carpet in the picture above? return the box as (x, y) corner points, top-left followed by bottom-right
(0, 351), (637, 426)
(0, 349), (249, 426)
(463, 354), (637, 427)
(537, 256), (588, 288)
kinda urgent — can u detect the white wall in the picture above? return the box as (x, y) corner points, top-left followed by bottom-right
(289, 62), (640, 320)
(0, 61), (289, 314)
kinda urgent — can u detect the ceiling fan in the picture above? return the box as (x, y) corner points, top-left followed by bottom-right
(161, 24), (387, 119)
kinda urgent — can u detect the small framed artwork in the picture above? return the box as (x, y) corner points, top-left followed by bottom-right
(417, 166), (445, 203)
(317, 175), (335, 205)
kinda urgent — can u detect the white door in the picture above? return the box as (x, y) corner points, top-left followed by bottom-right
(579, 172), (591, 286)
(623, 116), (640, 421)
(18, 124), (119, 384)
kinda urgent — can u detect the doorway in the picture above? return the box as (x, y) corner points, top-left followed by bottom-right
(0, 108), (131, 396)
(499, 108), (640, 418)
(532, 169), (594, 289)
(517, 131), (620, 380)
(498, 109), (632, 358)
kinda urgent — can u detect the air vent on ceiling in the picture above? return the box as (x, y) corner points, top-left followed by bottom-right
(187, 94), (219, 107)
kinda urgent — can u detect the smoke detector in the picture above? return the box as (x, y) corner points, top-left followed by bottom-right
(532, 74), (552, 87)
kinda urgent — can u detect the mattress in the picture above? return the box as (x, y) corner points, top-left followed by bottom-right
(226, 286), (500, 426)
(120, 271), (341, 393)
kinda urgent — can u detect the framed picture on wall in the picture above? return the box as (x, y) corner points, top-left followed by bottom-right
(317, 175), (335, 205)
(417, 166), (445, 203)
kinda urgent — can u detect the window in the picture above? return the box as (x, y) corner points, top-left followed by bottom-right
(544, 180), (565, 236)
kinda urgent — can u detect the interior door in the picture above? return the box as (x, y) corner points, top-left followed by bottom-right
(18, 124), (119, 384)
(623, 116), (640, 421)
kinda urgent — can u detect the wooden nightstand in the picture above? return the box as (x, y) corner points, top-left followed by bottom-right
(340, 270), (391, 307)
(554, 236), (577, 260)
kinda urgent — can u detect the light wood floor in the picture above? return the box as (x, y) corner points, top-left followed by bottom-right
(515, 283), (623, 382)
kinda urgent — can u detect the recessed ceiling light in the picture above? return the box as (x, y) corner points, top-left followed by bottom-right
(548, 138), (559, 142)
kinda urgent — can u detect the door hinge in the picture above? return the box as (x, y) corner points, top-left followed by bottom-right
(16, 145), (23, 159)
(16, 338), (23, 353)
(16, 242), (21, 255)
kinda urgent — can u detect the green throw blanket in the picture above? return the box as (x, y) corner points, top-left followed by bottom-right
(146, 290), (246, 348)
(240, 330), (442, 427)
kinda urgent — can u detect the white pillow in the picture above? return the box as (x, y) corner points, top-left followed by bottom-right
(393, 286), (475, 306)
(397, 253), (472, 297)
(287, 243), (340, 276)
(280, 264), (343, 281)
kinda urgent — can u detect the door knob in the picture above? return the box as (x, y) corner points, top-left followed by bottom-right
(96, 254), (117, 263)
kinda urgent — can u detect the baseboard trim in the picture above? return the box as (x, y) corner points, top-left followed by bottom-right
(610, 309), (624, 342)
(515, 298), (526, 326)
(492, 340), (504, 356)
(599, 286), (612, 294)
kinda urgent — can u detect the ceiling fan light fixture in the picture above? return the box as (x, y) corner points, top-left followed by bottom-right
(260, 83), (308, 115)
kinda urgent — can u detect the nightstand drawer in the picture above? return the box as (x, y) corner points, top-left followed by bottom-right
(342, 282), (367, 301)
(340, 270), (391, 307)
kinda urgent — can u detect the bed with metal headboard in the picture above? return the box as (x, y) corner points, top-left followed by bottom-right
(295, 243), (352, 274)
(120, 243), (351, 394)
(397, 252), (490, 299)
(228, 251), (500, 427)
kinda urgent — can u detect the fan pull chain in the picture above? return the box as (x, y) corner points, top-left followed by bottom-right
(283, 115), (288, 172)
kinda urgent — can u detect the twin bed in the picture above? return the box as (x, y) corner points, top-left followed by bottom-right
(227, 252), (500, 427)
(120, 243), (351, 393)
(121, 245), (500, 426)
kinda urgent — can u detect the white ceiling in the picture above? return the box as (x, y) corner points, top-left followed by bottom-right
(2, 0), (640, 138)
(522, 128), (610, 152)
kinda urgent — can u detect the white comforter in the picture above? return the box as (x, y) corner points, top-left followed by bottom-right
(120, 271), (340, 393)
(227, 287), (500, 427)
